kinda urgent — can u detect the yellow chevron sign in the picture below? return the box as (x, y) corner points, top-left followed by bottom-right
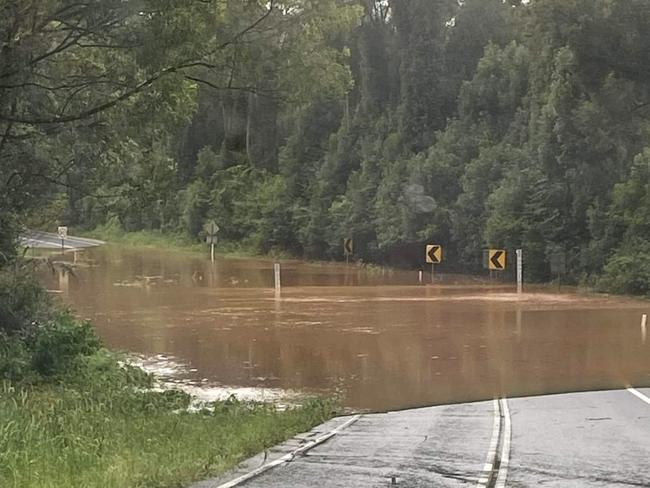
(426, 245), (442, 264)
(489, 249), (507, 271)
(343, 238), (353, 255)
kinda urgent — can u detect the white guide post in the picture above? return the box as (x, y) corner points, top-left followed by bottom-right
(642, 314), (647, 344)
(274, 263), (281, 297)
(516, 249), (523, 295)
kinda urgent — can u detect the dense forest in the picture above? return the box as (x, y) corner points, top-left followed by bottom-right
(2, 0), (650, 293)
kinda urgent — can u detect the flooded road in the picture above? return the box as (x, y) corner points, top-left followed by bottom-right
(41, 246), (650, 411)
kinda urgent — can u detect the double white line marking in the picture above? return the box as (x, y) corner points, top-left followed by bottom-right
(480, 388), (650, 488)
(477, 398), (511, 488)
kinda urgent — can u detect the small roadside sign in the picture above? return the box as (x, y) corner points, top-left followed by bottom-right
(57, 226), (68, 239)
(204, 220), (219, 237)
(550, 251), (566, 275)
(426, 245), (442, 264)
(488, 249), (506, 271)
(343, 238), (353, 256)
(204, 220), (219, 263)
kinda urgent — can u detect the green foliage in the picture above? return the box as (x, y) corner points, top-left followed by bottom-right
(0, 266), (49, 339)
(5, 0), (650, 294)
(30, 317), (100, 378)
(0, 265), (102, 381)
(0, 361), (335, 488)
(598, 241), (650, 296)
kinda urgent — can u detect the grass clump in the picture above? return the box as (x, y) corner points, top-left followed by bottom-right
(84, 218), (282, 259)
(0, 374), (334, 488)
(0, 263), (336, 488)
(86, 219), (206, 254)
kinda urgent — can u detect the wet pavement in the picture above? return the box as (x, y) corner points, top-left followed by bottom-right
(508, 389), (650, 487)
(39, 245), (650, 411)
(21, 230), (104, 249)
(194, 388), (650, 488)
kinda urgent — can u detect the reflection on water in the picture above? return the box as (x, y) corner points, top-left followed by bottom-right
(40, 246), (650, 412)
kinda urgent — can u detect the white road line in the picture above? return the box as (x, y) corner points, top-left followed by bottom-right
(21, 232), (105, 249)
(627, 388), (650, 406)
(21, 238), (70, 249)
(477, 399), (501, 487)
(216, 415), (362, 488)
(495, 398), (511, 488)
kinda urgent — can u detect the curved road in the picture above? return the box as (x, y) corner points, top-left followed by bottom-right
(194, 388), (650, 488)
(21, 231), (104, 250)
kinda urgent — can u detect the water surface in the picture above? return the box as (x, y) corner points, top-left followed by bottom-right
(41, 246), (650, 411)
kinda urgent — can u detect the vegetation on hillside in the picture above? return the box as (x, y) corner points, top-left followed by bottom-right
(3, 1), (650, 292)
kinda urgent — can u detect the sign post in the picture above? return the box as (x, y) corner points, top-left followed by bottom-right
(516, 249), (523, 295)
(57, 226), (68, 254)
(343, 238), (353, 264)
(203, 220), (220, 263)
(425, 245), (442, 283)
(274, 263), (281, 298)
(642, 314), (647, 344)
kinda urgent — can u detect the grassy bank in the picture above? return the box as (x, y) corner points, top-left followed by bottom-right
(83, 222), (290, 260)
(0, 373), (333, 488)
(0, 265), (334, 488)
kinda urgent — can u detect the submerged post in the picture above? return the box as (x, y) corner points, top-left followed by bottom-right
(642, 314), (647, 344)
(274, 263), (281, 297)
(418, 270), (423, 284)
(210, 243), (215, 263)
(516, 249), (523, 295)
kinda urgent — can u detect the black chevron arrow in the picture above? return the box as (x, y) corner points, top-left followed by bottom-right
(427, 246), (440, 263)
(490, 251), (504, 269)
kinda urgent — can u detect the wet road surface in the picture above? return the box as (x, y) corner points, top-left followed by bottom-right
(508, 388), (650, 487)
(194, 388), (650, 488)
(21, 231), (104, 249)
(40, 245), (650, 411)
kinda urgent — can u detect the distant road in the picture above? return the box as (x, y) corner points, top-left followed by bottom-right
(21, 231), (105, 250)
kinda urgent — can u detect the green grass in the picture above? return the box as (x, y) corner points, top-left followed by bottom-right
(0, 355), (335, 488)
(82, 222), (290, 260)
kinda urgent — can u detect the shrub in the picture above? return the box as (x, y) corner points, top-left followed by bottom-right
(0, 266), (101, 381)
(598, 240), (650, 296)
(30, 316), (101, 378)
(0, 266), (49, 339)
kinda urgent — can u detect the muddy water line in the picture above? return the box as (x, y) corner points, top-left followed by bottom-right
(41, 246), (650, 411)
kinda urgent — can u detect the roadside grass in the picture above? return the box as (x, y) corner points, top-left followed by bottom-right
(82, 222), (206, 254)
(0, 354), (335, 488)
(82, 222), (291, 260)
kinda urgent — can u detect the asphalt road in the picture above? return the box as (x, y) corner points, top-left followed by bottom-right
(508, 389), (650, 487)
(194, 388), (650, 488)
(20, 231), (104, 250)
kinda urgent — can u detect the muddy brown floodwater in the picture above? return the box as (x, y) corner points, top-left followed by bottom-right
(40, 245), (650, 412)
